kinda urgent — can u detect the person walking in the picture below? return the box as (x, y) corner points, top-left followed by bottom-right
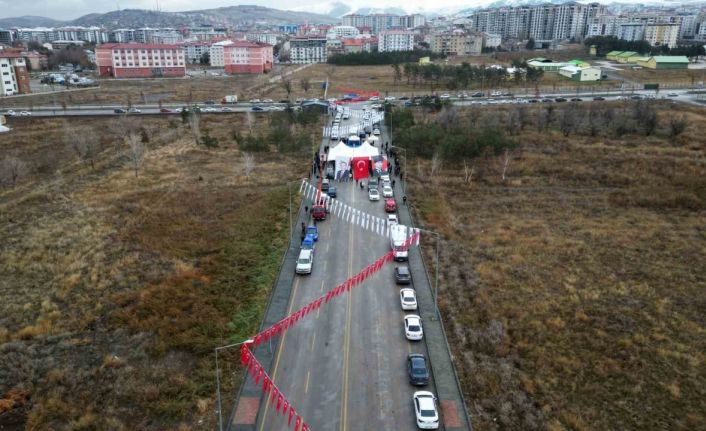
(403, 195), (407, 205)
(392, 179), (396, 188)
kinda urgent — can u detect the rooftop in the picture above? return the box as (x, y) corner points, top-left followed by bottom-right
(98, 43), (182, 50)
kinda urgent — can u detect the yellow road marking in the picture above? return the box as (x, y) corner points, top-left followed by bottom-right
(257, 278), (300, 431)
(305, 371), (310, 394)
(311, 333), (316, 351)
(340, 189), (355, 431)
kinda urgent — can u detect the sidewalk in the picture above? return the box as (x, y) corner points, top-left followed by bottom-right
(396, 184), (473, 431)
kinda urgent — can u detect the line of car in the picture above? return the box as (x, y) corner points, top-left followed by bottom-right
(2, 110), (32, 116)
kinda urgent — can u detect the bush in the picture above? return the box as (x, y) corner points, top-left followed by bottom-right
(327, 49), (444, 66)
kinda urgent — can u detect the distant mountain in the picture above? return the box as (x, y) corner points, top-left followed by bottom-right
(353, 7), (409, 15)
(291, 1), (352, 18)
(0, 15), (65, 28)
(0, 5), (337, 30)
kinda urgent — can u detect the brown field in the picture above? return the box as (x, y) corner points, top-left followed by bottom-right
(0, 114), (311, 428)
(405, 102), (706, 430)
(0, 65), (303, 108)
(611, 66), (706, 87)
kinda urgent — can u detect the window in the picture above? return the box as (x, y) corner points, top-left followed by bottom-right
(4, 81), (10, 85)
(2, 72), (7, 75)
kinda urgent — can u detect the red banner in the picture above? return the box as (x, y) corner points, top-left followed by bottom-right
(351, 157), (369, 180)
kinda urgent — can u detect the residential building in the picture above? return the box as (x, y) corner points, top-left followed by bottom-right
(483, 33), (502, 49)
(188, 26), (228, 41)
(23, 51), (48, 70)
(84, 50), (95, 65)
(0, 29), (13, 45)
(246, 32), (279, 46)
(223, 40), (273, 74)
(341, 38), (363, 54)
(342, 14), (425, 34)
(54, 26), (108, 43)
(0, 52), (30, 96)
(278, 24), (299, 34)
(15, 28), (56, 43)
(644, 23), (679, 48)
(616, 23), (645, 42)
(290, 37), (327, 64)
(96, 43), (185, 78)
(326, 26), (360, 39)
(378, 30), (414, 52)
(209, 40), (232, 67)
(182, 41), (211, 64)
(431, 31), (483, 55)
(152, 29), (182, 44)
(636, 55), (689, 69)
(50, 40), (85, 50)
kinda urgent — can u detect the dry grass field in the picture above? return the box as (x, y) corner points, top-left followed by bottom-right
(0, 114), (311, 428)
(406, 103), (706, 430)
(611, 67), (706, 87)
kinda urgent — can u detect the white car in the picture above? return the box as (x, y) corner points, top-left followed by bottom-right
(271, 106), (285, 111)
(221, 107), (233, 112)
(5, 110), (17, 116)
(400, 289), (418, 311)
(368, 188), (380, 201)
(384, 96), (396, 101)
(413, 391), (439, 429)
(369, 96), (380, 101)
(439, 93), (450, 100)
(342, 111), (350, 119)
(262, 99), (273, 103)
(381, 174), (390, 183)
(202, 107), (217, 112)
(328, 98), (337, 103)
(249, 98), (261, 103)
(295, 249), (313, 275)
(404, 315), (423, 340)
(128, 108), (141, 113)
(382, 186), (393, 198)
(387, 214), (398, 225)
(373, 128), (381, 136)
(18, 111), (32, 116)
(491, 90), (502, 97)
(370, 103), (382, 109)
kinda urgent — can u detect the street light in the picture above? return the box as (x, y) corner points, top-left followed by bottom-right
(214, 340), (252, 431)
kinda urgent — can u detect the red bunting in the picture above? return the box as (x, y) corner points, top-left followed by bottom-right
(288, 407), (295, 426)
(276, 393), (283, 412)
(302, 423), (309, 431)
(295, 415), (302, 431)
(255, 367), (263, 385)
(262, 376), (269, 394)
(254, 334), (262, 347)
(270, 385), (278, 404)
(282, 399), (289, 416)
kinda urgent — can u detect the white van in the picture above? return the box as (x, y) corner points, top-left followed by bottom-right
(296, 249), (313, 274)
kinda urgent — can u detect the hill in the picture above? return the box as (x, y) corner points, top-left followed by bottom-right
(0, 15), (65, 28)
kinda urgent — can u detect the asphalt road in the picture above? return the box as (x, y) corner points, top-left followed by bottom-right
(253, 113), (436, 430)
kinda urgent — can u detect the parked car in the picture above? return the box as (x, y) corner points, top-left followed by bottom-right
(593, 96), (605, 101)
(667, 93), (679, 97)
(204, 100), (216, 105)
(221, 107), (234, 112)
(301, 234), (315, 251)
(471, 92), (484, 97)
(384, 96), (396, 101)
(327, 186), (337, 198)
(554, 97), (567, 103)
(382, 186), (394, 198)
(249, 99), (261, 103)
(369, 188), (381, 201)
(400, 288), (418, 311)
(369, 96), (380, 101)
(439, 93), (450, 99)
(387, 214), (398, 225)
(160, 108), (172, 113)
(18, 111), (31, 116)
(252, 106), (266, 112)
(312, 205), (327, 221)
(399, 96), (410, 100)
(395, 266), (412, 284)
(128, 107), (142, 113)
(373, 128), (381, 136)
(570, 97), (583, 102)
(295, 249), (313, 275)
(385, 198), (397, 213)
(114, 108), (127, 114)
(262, 99), (273, 103)
(321, 178), (330, 193)
(407, 353), (429, 386)
(413, 391), (439, 429)
(306, 226), (319, 241)
(404, 315), (423, 340)
(630, 95), (643, 100)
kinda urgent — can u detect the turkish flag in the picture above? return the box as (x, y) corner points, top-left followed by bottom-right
(276, 394), (283, 412)
(282, 399), (289, 416)
(351, 157), (369, 180)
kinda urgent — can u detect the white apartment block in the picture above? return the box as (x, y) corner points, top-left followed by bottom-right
(342, 14), (425, 34)
(644, 23), (679, 48)
(246, 32), (278, 46)
(289, 37), (327, 64)
(0, 53), (29, 96)
(617, 23), (645, 42)
(326, 26), (360, 39)
(209, 40), (231, 67)
(378, 30), (414, 52)
(182, 42), (211, 64)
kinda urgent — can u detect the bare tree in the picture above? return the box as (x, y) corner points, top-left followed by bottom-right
(125, 133), (145, 178)
(633, 101), (657, 136)
(669, 115), (688, 137)
(281, 78), (293, 101)
(245, 111), (254, 133)
(437, 106), (459, 131)
(506, 109), (520, 135)
(463, 160), (474, 184)
(560, 106), (578, 137)
(300, 77), (311, 94)
(64, 122), (97, 170)
(430, 151), (441, 178)
(586, 105), (600, 137)
(516, 105), (529, 130)
(501, 149), (510, 182)
(1, 155), (28, 187)
(242, 152), (255, 180)
(189, 110), (201, 145)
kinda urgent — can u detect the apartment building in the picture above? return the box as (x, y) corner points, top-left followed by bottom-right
(209, 40), (231, 67)
(0, 52), (30, 96)
(245, 32), (279, 46)
(290, 37), (327, 64)
(342, 14), (426, 34)
(617, 23), (645, 42)
(182, 41), (211, 64)
(326, 26), (360, 39)
(644, 23), (679, 48)
(223, 41), (273, 74)
(378, 30), (415, 52)
(0, 29), (13, 45)
(96, 43), (185, 78)
(431, 31), (483, 55)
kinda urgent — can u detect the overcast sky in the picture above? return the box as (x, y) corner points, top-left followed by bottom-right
(0, 0), (483, 21)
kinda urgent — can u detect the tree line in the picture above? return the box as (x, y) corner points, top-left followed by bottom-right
(585, 36), (705, 58)
(399, 61), (544, 92)
(327, 49), (445, 66)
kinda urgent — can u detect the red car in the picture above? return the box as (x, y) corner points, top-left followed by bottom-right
(312, 205), (327, 221)
(385, 198), (397, 213)
(160, 108), (172, 113)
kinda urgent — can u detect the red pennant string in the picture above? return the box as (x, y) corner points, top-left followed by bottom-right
(270, 385), (278, 404)
(282, 399), (289, 416)
(276, 393), (283, 412)
(288, 407), (295, 426)
(262, 376), (269, 394)
(255, 367), (263, 385)
(295, 415), (302, 431)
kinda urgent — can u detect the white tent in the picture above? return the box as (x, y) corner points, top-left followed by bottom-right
(0, 125), (10, 134)
(327, 141), (380, 179)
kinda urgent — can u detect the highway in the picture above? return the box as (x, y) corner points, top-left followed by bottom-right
(252, 112), (437, 430)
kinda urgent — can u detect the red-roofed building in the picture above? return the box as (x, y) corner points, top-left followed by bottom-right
(223, 40), (273, 74)
(342, 38), (363, 54)
(0, 51), (30, 95)
(95, 43), (185, 78)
